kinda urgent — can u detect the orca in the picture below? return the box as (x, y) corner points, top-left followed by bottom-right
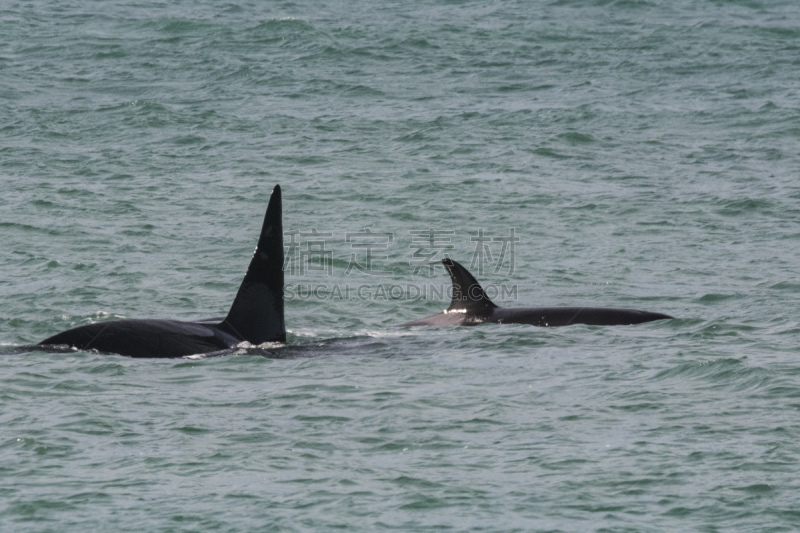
(400, 258), (672, 327)
(36, 185), (286, 358)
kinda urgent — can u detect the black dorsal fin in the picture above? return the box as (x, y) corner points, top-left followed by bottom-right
(220, 185), (286, 344)
(443, 258), (498, 317)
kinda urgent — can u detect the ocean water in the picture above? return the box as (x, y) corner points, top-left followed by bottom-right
(2, 0), (800, 530)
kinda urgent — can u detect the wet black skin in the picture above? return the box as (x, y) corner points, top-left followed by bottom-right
(400, 258), (673, 327)
(37, 185), (286, 358)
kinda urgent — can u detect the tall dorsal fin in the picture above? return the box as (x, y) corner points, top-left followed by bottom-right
(443, 258), (498, 316)
(220, 185), (286, 344)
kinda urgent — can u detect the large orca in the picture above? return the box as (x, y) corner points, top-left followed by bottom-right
(36, 185), (286, 358)
(400, 258), (672, 327)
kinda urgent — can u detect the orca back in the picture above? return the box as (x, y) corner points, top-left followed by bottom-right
(39, 319), (236, 358)
(401, 258), (672, 328)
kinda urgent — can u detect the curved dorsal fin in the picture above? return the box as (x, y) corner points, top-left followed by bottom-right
(443, 258), (498, 316)
(221, 185), (286, 344)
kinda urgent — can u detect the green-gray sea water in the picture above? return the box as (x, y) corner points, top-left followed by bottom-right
(2, 1), (800, 531)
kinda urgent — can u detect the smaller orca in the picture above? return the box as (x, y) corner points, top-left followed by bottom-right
(36, 185), (286, 358)
(400, 258), (673, 327)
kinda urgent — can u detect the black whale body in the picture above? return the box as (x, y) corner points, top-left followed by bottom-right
(400, 258), (672, 327)
(37, 185), (286, 358)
